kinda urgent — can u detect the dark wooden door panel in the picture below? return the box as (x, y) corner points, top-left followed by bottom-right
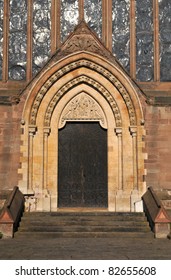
(58, 122), (107, 207)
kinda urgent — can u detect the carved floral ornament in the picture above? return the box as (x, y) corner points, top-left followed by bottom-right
(29, 59), (137, 127)
(62, 34), (113, 63)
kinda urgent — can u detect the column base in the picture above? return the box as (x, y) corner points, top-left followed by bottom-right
(115, 190), (130, 212)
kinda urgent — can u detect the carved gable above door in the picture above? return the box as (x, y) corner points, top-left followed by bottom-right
(53, 20), (122, 69)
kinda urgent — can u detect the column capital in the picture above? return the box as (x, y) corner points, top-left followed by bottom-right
(129, 126), (137, 136)
(28, 125), (37, 135)
(115, 127), (122, 136)
(43, 127), (51, 136)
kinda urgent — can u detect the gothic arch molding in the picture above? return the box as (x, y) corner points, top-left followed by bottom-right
(44, 75), (122, 128)
(22, 52), (144, 127)
(19, 51), (146, 212)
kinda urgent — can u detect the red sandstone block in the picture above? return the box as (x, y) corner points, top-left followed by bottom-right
(157, 142), (171, 148)
(146, 179), (159, 187)
(146, 173), (159, 180)
(145, 161), (159, 166)
(161, 182), (171, 189)
(146, 142), (158, 148)
(158, 152), (171, 158)
(156, 137), (169, 141)
(158, 126), (171, 132)
(159, 119), (169, 124)
(159, 165), (171, 172)
(145, 125), (159, 131)
(165, 175), (171, 181)
(148, 154), (159, 160)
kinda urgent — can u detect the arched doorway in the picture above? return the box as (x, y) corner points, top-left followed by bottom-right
(19, 22), (146, 212)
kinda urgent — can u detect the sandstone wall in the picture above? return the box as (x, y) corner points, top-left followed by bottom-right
(145, 105), (171, 190)
(1, 99), (171, 194)
(0, 102), (23, 190)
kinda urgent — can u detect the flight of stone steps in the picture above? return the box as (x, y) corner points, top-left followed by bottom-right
(15, 211), (153, 239)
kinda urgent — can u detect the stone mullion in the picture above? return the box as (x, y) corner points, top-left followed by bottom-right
(28, 126), (36, 192)
(115, 128), (123, 191)
(102, 0), (106, 46)
(130, 127), (138, 190)
(79, 0), (84, 21)
(51, 0), (61, 53)
(43, 128), (51, 190)
(102, 0), (112, 50)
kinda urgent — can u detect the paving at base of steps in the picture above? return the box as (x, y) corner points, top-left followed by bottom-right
(0, 237), (171, 260)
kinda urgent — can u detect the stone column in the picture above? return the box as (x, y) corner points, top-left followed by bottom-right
(130, 126), (141, 211)
(28, 126), (37, 193)
(115, 128), (123, 190)
(40, 127), (51, 211)
(43, 127), (51, 190)
(115, 127), (130, 211)
(129, 126), (138, 190)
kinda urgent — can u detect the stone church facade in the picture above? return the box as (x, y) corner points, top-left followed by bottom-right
(0, 0), (171, 212)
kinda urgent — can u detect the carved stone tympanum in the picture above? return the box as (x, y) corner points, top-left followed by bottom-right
(59, 92), (106, 129)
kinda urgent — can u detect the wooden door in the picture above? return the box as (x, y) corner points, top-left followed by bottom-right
(58, 122), (107, 207)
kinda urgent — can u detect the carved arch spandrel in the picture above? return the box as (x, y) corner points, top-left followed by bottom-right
(29, 59), (136, 127)
(44, 75), (122, 128)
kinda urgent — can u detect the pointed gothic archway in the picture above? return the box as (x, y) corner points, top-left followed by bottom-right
(58, 93), (108, 208)
(19, 21), (146, 212)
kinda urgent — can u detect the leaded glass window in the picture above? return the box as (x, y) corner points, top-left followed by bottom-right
(61, 0), (79, 42)
(33, 0), (51, 76)
(84, 0), (102, 38)
(159, 0), (171, 81)
(112, 0), (130, 73)
(136, 0), (154, 82)
(8, 0), (27, 80)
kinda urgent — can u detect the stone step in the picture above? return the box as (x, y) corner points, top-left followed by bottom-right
(18, 225), (150, 233)
(20, 220), (149, 227)
(15, 211), (152, 239)
(15, 231), (153, 239)
(21, 212), (147, 222)
(23, 211), (146, 217)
